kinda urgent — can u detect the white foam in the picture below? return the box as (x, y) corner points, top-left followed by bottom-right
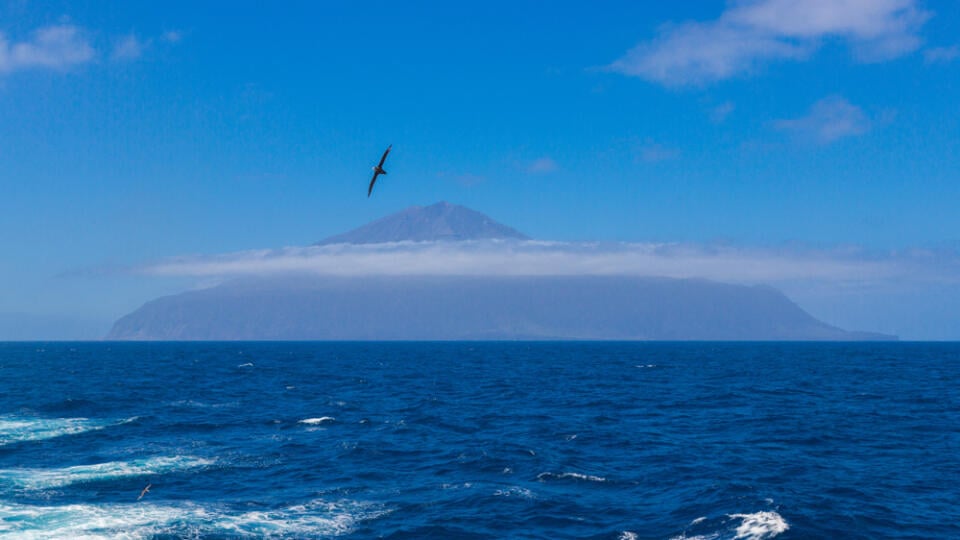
(536, 471), (606, 483)
(0, 415), (124, 446)
(0, 498), (389, 539)
(492, 486), (535, 499)
(299, 417), (335, 425)
(168, 400), (238, 409)
(729, 512), (789, 540)
(619, 532), (638, 540)
(237, 362), (254, 368)
(0, 456), (214, 490)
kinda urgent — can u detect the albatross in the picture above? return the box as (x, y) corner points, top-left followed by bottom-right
(137, 483), (151, 501)
(367, 144), (392, 197)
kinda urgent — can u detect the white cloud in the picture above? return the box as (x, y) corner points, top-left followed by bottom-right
(0, 24), (183, 74)
(924, 45), (960, 64)
(638, 141), (681, 162)
(610, 0), (929, 86)
(0, 24), (94, 73)
(128, 240), (960, 289)
(161, 31), (182, 44)
(774, 95), (871, 144)
(610, 19), (809, 86)
(710, 101), (736, 123)
(112, 34), (143, 61)
(525, 157), (559, 174)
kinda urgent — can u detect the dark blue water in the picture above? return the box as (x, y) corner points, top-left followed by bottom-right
(0, 342), (957, 539)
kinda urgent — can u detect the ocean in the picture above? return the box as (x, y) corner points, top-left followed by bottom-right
(0, 342), (956, 539)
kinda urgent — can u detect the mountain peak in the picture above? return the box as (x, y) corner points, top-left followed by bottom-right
(316, 202), (529, 245)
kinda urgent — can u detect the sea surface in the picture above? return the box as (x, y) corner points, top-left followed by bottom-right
(0, 342), (957, 539)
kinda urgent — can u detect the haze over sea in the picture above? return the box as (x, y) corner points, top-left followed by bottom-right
(0, 341), (956, 539)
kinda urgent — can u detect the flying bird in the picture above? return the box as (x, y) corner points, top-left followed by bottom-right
(137, 483), (152, 501)
(367, 144), (392, 197)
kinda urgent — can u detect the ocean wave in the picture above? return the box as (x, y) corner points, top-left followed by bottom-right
(536, 471), (607, 483)
(729, 511), (788, 540)
(0, 415), (133, 446)
(167, 399), (240, 409)
(0, 499), (389, 539)
(492, 486), (535, 499)
(299, 417), (336, 425)
(669, 511), (788, 540)
(0, 456), (214, 490)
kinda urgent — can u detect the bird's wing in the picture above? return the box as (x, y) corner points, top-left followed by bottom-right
(367, 171), (380, 197)
(377, 145), (392, 168)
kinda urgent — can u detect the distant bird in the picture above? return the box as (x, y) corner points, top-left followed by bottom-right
(137, 483), (151, 501)
(367, 144), (392, 197)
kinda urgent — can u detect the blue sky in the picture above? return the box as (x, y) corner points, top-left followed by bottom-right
(1, 0), (959, 339)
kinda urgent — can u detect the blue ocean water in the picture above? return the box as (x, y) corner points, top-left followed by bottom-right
(0, 342), (957, 539)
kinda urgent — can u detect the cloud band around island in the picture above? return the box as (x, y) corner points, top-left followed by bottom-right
(130, 240), (960, 286)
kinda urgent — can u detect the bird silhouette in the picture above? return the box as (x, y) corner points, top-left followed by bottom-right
(368, 145), (392, 197)
(137, 483), (151, 501)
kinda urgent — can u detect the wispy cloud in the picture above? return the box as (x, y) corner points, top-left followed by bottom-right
(710, 101), (736, 123)
(111, 34), (143, 61)
(0, 23), (184, 74)
(161, 31), (182, 44)
(112, 30), (184, 62)
(525, 157), (559, 174)
(924, 45), (960, 64)
(609, 0), (930, 86)
(774, 95), (872, 144)
(0, 24), (94, 73)
(637, 141), (681, 163)
(126, 240), (960, 289)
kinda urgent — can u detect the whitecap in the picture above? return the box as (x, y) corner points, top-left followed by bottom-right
(0, 498), (389, 539)
(619, 532), (638, 540)
(492, 486), (535, 499)
(0, 415), (121, 446)
(299, 417), (335, 425)
(237, 362), (254, 368)
(729, 511), (789, 540)
(536, 471), (606, 483)
(168, 400), (238, 409)
(0, 456), (214, 490)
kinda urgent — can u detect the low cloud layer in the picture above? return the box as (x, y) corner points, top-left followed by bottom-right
(610, 0), (929, 86)
(132, 240), (960, 287)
